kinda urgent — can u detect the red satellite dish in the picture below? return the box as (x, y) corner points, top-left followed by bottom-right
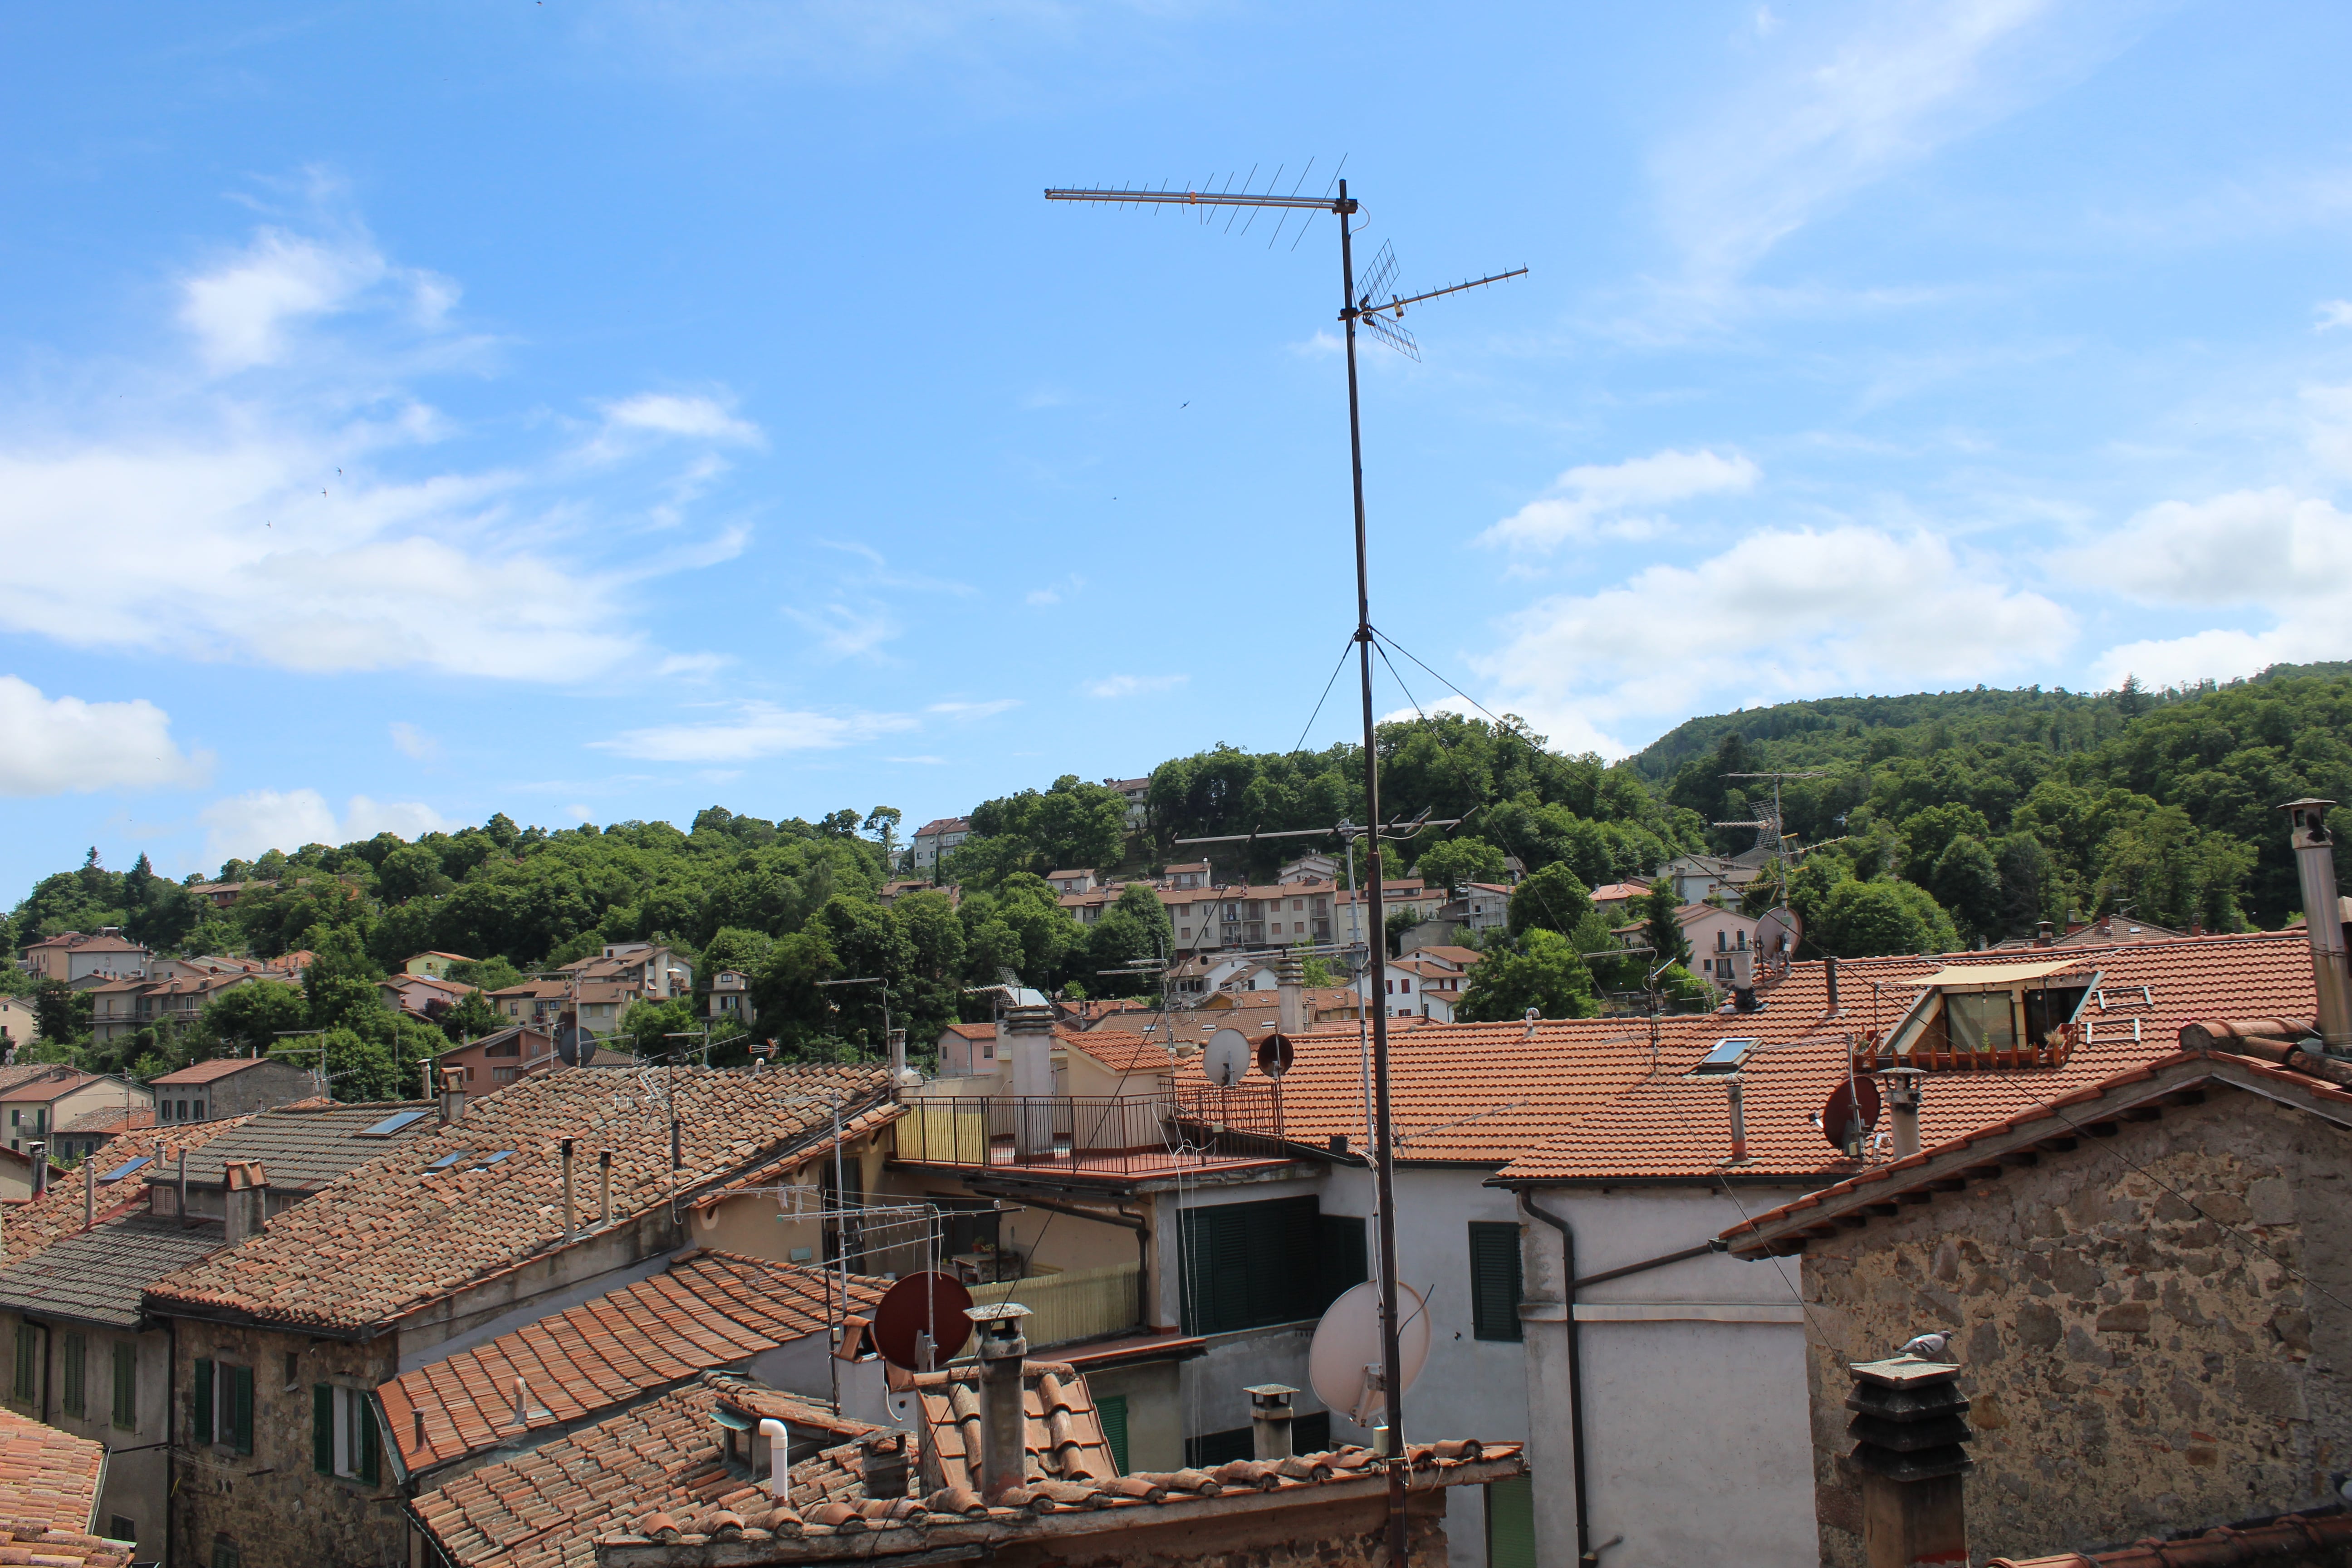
(1256, 1032), (1296, 1078)
(871, 1271), (975, 1372)
(1822, 1076), (1882, 1149)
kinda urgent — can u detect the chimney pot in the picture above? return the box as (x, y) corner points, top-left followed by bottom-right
(223, 1159), (269, 1245)
(1846, 1353), (1972, 1567)
(1884, 1068), (1923, 1160)
(439, 1067), (466, 1125)
(1247, 1383), (1298, 1460)
(598, 1148), (613, 1230)
(1826, 954), (1840, 1012)
(861, 1431), (910, 1499)
(966, 1302), (1032, 1500)
(561, 1138), (576, 1244)
(1725, 1078), (1749, 1164)
(1276, 953), (1306, 1035)
(2281, 799), (2352, 1051)
(28, 1143), (46, 1198)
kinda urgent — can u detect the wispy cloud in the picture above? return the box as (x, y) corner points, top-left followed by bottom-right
(926, 699), (1020, 719)
(813, 540), (974, 596)
(1083, 674), (1188, 699)
(0, 677), (211, 797)
(1480, 448), (1760, 551)
(785, 601), (902, 660)
(2318, 300), (2352, 332)
(589, 701), (915, 763)
(200, 788), (453, 863)
(388, 721), (440, 761)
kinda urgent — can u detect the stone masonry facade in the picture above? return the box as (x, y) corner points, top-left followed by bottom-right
(1796, 1087), (2352, 1564)
(172, 1318), (403, 1568)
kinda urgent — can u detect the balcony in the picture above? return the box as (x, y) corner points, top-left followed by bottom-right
(968, 1261), (1142, 1348)
(1852, 1021), (2081, 1073)
(892, 1087), (1296, 1176)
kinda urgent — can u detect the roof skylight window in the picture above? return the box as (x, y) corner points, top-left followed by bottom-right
(480, 1150), (514, 1165)
(358, 1110), (430, 1138)
(1691, 1038), (1760, 1075)
(427, 1150), (472, 1170)
(98, 1155), (152, 1183)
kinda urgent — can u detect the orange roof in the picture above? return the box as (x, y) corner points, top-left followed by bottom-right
(5, 1117), (257, 1262)
(0, 1405), (124, 1566)
(1057, 1028), (1170, 1078)
(1495, 932), (2318, 1183)
(379, 1250), (886, 1474)
(150, 1056), (297, 1085)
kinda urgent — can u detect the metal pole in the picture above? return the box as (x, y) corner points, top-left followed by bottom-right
(1339, 180), (1412, 1552)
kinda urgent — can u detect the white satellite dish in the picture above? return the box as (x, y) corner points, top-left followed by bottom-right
(1307, 1280), (1431, 1428)
(1203, 1027), (1251, 1088)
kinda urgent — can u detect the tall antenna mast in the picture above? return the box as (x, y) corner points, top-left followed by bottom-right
(1046, 172), (1523, 1554)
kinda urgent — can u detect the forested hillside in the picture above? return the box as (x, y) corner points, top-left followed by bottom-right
(7, 670), (2349, 1088)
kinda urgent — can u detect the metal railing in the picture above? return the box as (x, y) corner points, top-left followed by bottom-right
(1852, 1021), (2081, 1073)
(968, 1262), (1142, 1348)
(892, 1088), (1293, 1173)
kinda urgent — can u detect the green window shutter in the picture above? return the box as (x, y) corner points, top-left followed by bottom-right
(313, 1385), (334, 1475)
(111, 1342), (135, 1430)
(192, 1359), (213, 1445)
(61, 1333), (83, 1420)
(12, 1325), (34, 1402)
(1485, 1473), (1535, 1568)
(1314, 1215), (1368, 1315)
(1468, 1223), (1524, 1343)
(1096, 1394), (1128, 1476)
(231, 1364), (254, 1455)
(358, 1395), (380, 1485)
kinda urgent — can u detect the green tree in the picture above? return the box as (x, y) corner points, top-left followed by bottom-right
(439, 990), (504, 1044)
(1640, 881), (1690, 967)
(1507, 862), (1595, 940)
(448, 956), (524, 993)
(1816, 879), (1961, 958)
(319, 1026), (399, 1102)
(1455, 928), (1599, 1022)
(1415, 836), (1507, 894)
(1085, 884), (1173, 996)
(199, 980), (310, 1058)
(30, 978), (92, 1050)
(1928, 836), (2004, 942)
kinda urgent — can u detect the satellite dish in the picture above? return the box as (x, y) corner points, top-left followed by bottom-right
(1308, 1280), (1431, 1428)
(1822, 1075), (1882, 1150)
(1256, 1032), (1296, 1078)
(553, 1021), (595, 1067)
(871, 1271), (975, 1372)
(1204, 1028), (1251, 1088)
(1754, 906), (1803, 960)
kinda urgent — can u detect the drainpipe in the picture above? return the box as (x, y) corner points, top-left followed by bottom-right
(1518, 1192), (1596, 1568)
(2280, 799), (2352, 1051)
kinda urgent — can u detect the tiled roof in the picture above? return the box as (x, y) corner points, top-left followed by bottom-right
(1720, 1032), (2352, 1258)
(0, 1066), (98, 1101)
(490, 982), (571, 1000)
(1495, 933), (2318, 1183)
(684, 1103), (904, 1215)
(0, 1212), (227, 1328)
(0, 1405), (125, 1567)
(4, 1118), (254, 1263)
(910, 1358), (1119, 1495)
(140, 1100), (436, 1194)
(148, 1056), (287, 1085)
(941, 1023), (994, 1041)
(145, 1065), (893, 1333)
(1410, 945), (1487, 969)
(379, 1249), (887, 1474)
(1984, 1508), (2352, 1567)
(55, 1106), (155, 1136)
(1054, 1029), (1170, 1078)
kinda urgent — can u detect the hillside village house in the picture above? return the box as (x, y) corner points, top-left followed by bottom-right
(378, 970), (479, 1021)
(435, 1022), (556, 1088)
(710, 968), (756, 1028)
(1618, 901), (1762, 985)
(911, 816), (972, 875)
(0, 1067), (153, 1157)
(148, 1057), (320, 1124)
(15, 930), (150, 985)
(402, 951), (474, 979)
(0, 997), (35, 1056)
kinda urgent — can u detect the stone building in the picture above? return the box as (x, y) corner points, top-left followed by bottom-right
(1723, 1034), (2352, 1562)
(147, 1055), (321, 1124)
(140, 1064), (895, 1568)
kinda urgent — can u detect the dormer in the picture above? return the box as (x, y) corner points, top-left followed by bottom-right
(1866, 960), (2099, 1071)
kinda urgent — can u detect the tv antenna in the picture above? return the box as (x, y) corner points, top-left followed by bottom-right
(1049, 171), (1522, 1529)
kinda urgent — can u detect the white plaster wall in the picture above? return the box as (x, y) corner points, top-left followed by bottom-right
(1514, 1186), (1819, 1568)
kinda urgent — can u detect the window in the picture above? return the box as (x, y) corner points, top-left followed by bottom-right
(1097, 1393), (1129, 1475)
(315, 1385), (381, 1484)
(1691, 1038), (1759, 1075)
(1183, 1427), (1254, 1468)
(11, 1324), (34, 1402)
(357, 1109), (430, 1138)
(1486, 1473), (1536, 1568)
(1178, 1199), (1362, 1335)
(192, 1360), (252, 1453)
(284, 1352), (299, 1391)
(112, 1342), (136, 1429)
(108, 1516), (133, 1546)
(1468, 1223), (1524, 1342)
(61, 1333), (84, 1419)
(1946, 992), (2017, 1053)
(212, 1538), (241, 1568)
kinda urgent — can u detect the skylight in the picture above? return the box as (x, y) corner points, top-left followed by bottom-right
(1691, 1038), (1760, 1075)
(358, 1110), (430, 1138)
(480, 1150), (514, 1165)
(98, 1155), (152, 1183)
(427, 1150), (472, 1170)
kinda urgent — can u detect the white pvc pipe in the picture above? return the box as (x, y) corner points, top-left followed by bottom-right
(760, 1419), (790, 1497)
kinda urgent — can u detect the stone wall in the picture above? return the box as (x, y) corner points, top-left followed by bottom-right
(172, 1318), (405, 1568)
(1796, 1087), (2352, 1564)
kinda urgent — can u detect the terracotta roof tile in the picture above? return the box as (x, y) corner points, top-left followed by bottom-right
(0, 1406), (123, 1566)
(380, 1250), (887, 1475)
(148, 1056), (291, 1086)
(143, 1065), (892, 1333)
(4, 1118), (254, 1263)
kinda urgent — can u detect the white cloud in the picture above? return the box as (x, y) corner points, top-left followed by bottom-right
(2061, 488), (2352, 687)
(1479, 526), (2069, 754)
(2316, 300), (2352, 332)
(1083, 674), (1189, 698)
(0, 676), (211, 797)
(784, 602), (902, 660)
(562, 804), (595, 825)
(926, 699), (1020, 719)
(0, 213), (757, 684)
(1481, 448), (1761, 551)
(589, 702), (916, 763)
(1026, 588), (1062, 606)
(586, 393), (766, 461)
(389, 721), (440, 761)
(200, 788), (454, 863)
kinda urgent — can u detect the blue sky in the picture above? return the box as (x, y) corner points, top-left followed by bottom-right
(5, 0), (2352, 897)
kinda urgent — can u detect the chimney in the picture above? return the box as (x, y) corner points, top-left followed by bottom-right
(2281, 799), (2352, 1052)
(1276, 952), (1306, 1035)
(28, 1144), (46, 1198)
(1884, 1068), (1923, 1160)
(176, 1148), (188, 1220)
(598, 1148), (613, 1230)
(1003, 1004), (1056, 1159)
(561, 1138), (576, 1244)
(1826, 954), (1840, 1013)
(887, 1028), (914, 1088)
(1248, 1383), (1298, 1460)
(1725, 1078), (1748, 1164)
(438, 1066), (466, 1125)
(2033, 920), (2054, 948)
(966, 1302), (1032, 1501)
(861, 1431), (910, 1499)
(223, 1160), (269, 1245)
(83, 1151), (94, 1230)
(1730, 948), (1758, 1013)
(1847, 1351), (1973, 1568)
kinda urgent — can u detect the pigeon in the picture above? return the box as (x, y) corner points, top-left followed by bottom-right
(1896, 1331), (1951, 1360)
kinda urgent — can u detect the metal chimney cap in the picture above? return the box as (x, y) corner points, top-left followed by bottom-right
(1246, 1383), (1298, 1403)
(966, 1302), (1031, 1327)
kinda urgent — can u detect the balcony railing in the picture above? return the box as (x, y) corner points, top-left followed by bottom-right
(893, 1088), (1294, 1174)
(1851, 1021), (2081, 1073)
(967, 1261), (1142, 1348)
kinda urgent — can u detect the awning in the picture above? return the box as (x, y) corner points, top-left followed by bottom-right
(1909, 959), (2087, 989)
